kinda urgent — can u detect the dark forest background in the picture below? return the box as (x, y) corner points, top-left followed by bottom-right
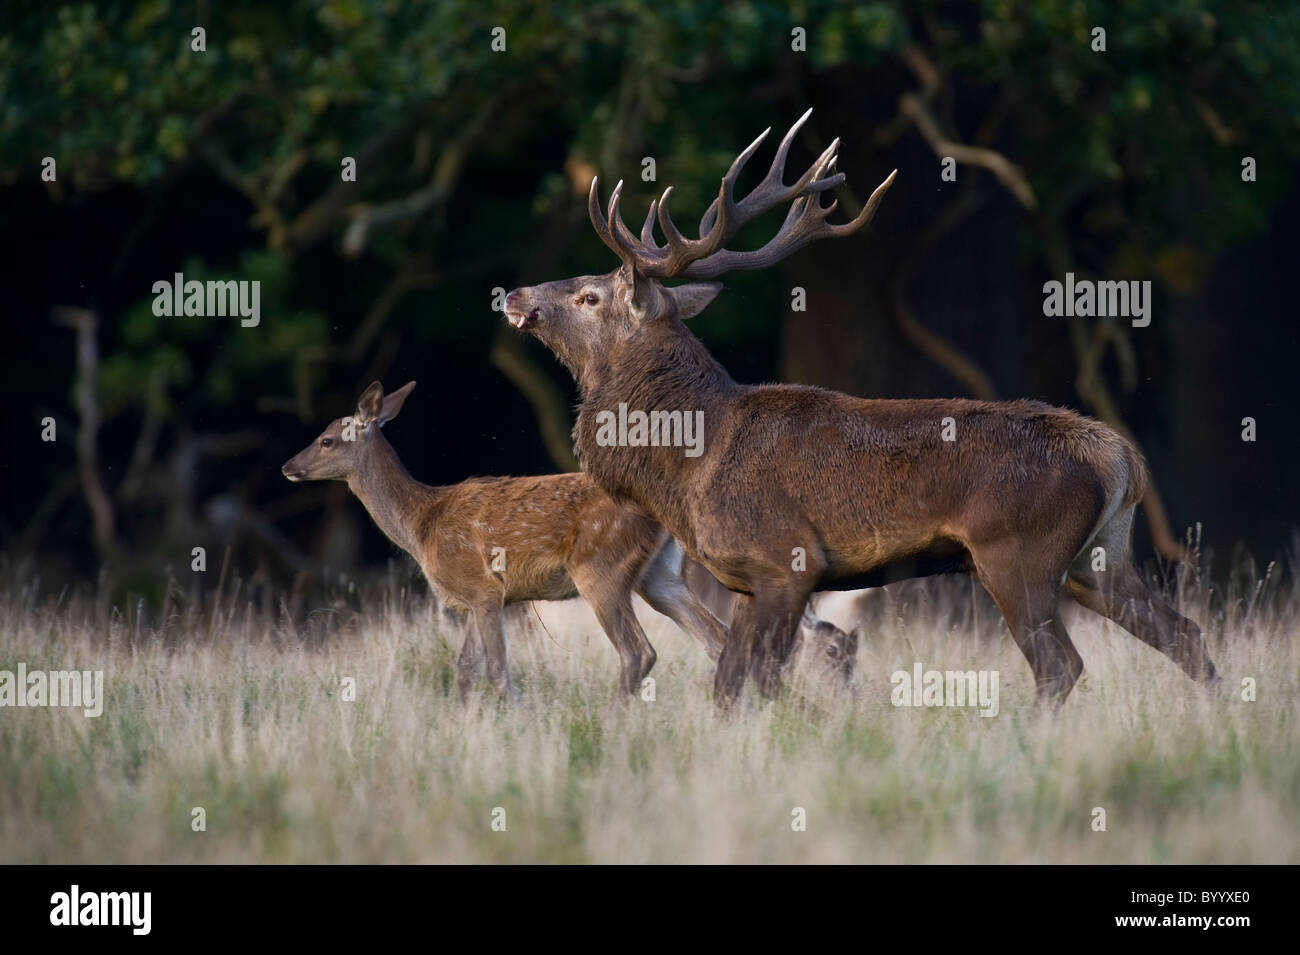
(2, 0), (1297, 608)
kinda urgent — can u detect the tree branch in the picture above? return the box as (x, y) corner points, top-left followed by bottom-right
(340, 94), (504, 259)
(51, 308), (118, 561)
(898, 93), (1038, 211)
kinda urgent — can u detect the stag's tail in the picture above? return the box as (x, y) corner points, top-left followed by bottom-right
(1119, 438), (1149, 509)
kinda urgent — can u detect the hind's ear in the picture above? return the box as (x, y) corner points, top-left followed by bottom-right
(800, 604), (818, 629)
(377, 381), (416, 427)
(355, 381), (384, 425)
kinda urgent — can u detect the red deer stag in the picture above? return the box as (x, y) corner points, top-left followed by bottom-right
(281, 381), (849, 700)
(503, 109), (1218, 707)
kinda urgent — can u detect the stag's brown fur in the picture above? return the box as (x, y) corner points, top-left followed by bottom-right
(505, 113), (1218, 707)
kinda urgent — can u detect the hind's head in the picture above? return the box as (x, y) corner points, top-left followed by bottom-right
(791, 606), (860, 691)
(282, 381), (416, 483)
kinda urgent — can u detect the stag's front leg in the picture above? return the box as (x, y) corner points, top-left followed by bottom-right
(716, 585), (813, 707)
(715, 592), (758, 708)
(751, 598), (805, 700)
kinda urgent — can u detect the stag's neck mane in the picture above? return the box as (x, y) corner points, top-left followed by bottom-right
(574, 316), (740, 500)
(578, 315), (735, 396)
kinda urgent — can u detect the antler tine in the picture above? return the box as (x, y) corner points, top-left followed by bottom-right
(732, 110), (821, 214)
(609, 182), (647, 250)
(699, 110), (836, 242)
(826, 167), (898, 238)
(656, 186), (687, 249)
(654, 185), (725, 276)
(605, 181), (642, 263)
(698, 197), (720, 239)
(588, 115), (898, 281)
(697, 121), (776, 238)
(679, 166), (899, 280)
(726, 124), (774, 186)
(588, 177), (629, 263)
(640, 198), (660, 245)
(785, 138), (841, 196)
(589, 177), (668, 274)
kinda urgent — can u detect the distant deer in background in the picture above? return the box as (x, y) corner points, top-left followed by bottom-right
(504, 110), (1218, 708)
(282, 381), (852, 700)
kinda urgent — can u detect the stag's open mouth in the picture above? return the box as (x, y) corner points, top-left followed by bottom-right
(505, 308), (538, 330)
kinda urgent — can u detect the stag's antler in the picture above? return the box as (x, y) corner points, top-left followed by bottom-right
(589, 109), (897, 280)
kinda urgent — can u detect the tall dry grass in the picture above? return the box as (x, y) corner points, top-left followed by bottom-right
(0, 543), (1297, 863)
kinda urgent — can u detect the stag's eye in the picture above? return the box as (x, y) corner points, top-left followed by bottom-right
(321, 438), (334, 449)
(583, 293), (599, 306)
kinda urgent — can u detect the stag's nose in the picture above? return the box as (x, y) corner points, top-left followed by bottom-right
(503, 290), (539, 329)
(282, 463), (304, 482)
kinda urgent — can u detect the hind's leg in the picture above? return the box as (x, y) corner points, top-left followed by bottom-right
(1066, 509), (1217, 684)
(456, 626), (484, 702)
(471, 601), (519, 703)
(636, 538), (729, 661)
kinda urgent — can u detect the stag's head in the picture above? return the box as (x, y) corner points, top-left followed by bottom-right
(282, 381), (416, 482)
(505, 109), (896, 376)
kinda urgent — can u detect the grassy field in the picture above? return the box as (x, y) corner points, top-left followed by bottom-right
(1, 550), (1297, 864)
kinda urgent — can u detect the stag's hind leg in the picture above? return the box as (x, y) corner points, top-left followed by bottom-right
(971, 540), (1085, 705)
(1065, 508), (1217, 684)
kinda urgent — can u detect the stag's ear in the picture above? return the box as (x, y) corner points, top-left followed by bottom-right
(376, 381), (417, 427)
(622, 264), (664, 321)
(355, 381), (385, 425)
(667, 282), (722, 320)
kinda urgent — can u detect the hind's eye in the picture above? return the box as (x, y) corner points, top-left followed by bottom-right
(321, 438), (334, 449)
(584, 293), (599, 305)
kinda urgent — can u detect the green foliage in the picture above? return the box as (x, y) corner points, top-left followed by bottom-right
(5, 0), (1294, 258)
(99, 250), (328, 418)
(6, 1), (1300, 559)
